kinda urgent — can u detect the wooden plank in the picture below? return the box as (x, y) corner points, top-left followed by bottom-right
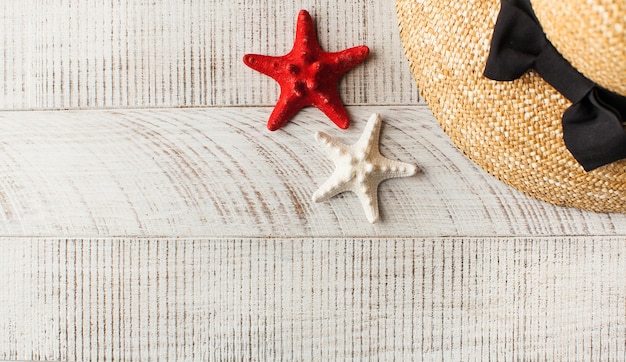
(0, 106), (623, 238)
(0, 237), (624, 360)
(0, 0), (419, 110)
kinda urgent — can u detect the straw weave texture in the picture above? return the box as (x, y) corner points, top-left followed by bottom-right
(396, 0), (626, 213)
(532, 0), (626, 96)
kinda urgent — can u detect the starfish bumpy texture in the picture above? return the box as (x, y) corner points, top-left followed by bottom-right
(243, 9), (369, 131)
(313, 113), (418, 223)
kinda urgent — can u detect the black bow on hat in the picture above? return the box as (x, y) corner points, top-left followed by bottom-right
(484, 0), (626, 171)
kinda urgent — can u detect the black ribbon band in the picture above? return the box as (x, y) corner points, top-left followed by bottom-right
(484, 0), (626, 171)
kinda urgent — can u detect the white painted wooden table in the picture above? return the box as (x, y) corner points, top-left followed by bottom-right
(1, 1), (625, 361)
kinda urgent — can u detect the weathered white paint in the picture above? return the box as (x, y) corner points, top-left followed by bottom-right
(0, 106), (622, 238)
(0, 0), (419, 110)
(0, 238), (624, 361)
(0, 0), (624, 360)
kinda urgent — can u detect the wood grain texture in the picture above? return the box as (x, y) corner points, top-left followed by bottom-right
(2, 1), (625, 360)
(0, 0), (419, 111)
(1, 237), (624, 361)
(0, 106), (623, 238)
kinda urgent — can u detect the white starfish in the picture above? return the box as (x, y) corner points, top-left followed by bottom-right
(312, 113), (418, 223)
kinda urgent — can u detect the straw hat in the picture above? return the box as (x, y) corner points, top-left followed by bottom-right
(396, 0), (626, 212)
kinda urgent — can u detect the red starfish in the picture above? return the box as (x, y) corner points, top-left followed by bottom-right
(243, 10), (369, 131)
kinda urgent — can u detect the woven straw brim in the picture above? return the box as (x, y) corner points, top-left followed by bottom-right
(396, 0), (626, 213)
(532, 0), (626, 95)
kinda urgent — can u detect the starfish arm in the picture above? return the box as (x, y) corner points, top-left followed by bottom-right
(355, 113), (382, 152)
(295, 10), (321, 53)
(243, 54), (286, 80)
(314, 131), (349, 157)
(313, 91), (351, 129)
(267, 92), (306, 131)
(325, 45), (370, 74)
(353, 181), (380, 223)
(373, 156), (419, 180)
(313, 130), (356, 202)
(312, 171), (353, 203)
